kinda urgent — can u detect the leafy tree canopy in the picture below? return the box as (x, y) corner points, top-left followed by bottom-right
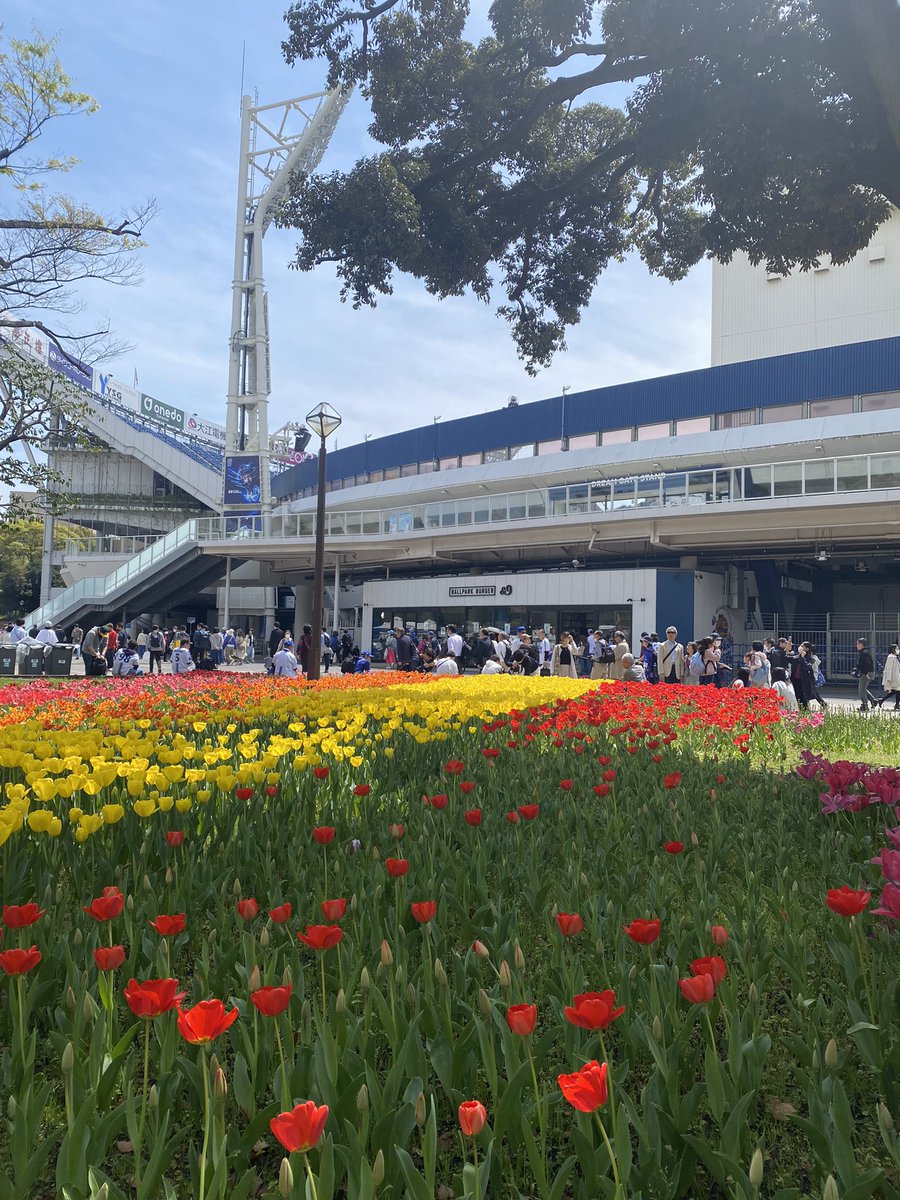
(279, 0), (900, 371)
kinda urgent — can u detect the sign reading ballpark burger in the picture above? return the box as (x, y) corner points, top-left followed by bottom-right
(3, 326), (226, 447)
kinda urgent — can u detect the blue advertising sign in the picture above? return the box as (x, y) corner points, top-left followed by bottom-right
(47, 343), (92, 390)
(223, 455), (262, 505)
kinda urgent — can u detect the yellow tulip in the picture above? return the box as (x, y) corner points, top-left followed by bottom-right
(133, 799), (157, 818)
(27, 809), (56, 833)
(69, 807), (84, 823)
(102, 803), (125, 825)
(175, 797), (192, 813)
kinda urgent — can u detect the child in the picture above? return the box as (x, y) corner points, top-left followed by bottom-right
(770, 666), (798, 711)
(112, 640), (143, 677)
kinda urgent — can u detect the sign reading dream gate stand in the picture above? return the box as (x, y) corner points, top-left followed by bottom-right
(449, 586), (497, 597)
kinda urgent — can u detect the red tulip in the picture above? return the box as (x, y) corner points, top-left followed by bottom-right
(389, 822), (405, 839)
(715, 774), (726, 784)
(2, 903), (45, 929)
(482, 747), (500, 759)
(266, 785), (279, 797)
(458, 1100), (487, 1136)
(564, 990), (625, 1030)
(664, 841), (684, 855)
(691, 956), (727, 985)
(313, 767), (330, 780)
(124, 977), (185, 1018)
(269, 902), (293, 924)
(711, 924), (729, 946)
(235, 786), (253, 801)
(165, 830), (184, 847)
(251, 984), (293, 1017)
(506, 811), (520, 823)
(664, 772), (682, 789)
(297, 924), (343, 951)
(464, 809), (482, 827)
(678, 973), (716, 1003)
(354, 784), (371, 797)
(459, 781), (476, 795)
(177, 998), (238, 1045)
(518, 804), (539, 821)
(444, 760), (465, 775)
(560, 779), (574, 791)
(270, 1100), (329, 1153)
(0, 946), (41, 976)
(597, 756), (612, 765)
(506, 1004), (537, 1036)
(386, 858), (409, 878)
(411, 901), (437, 924)
(237, 898), (259, 920)
(593, 784), (610, 797)
(558, 1060), (609, 1113)
(149, 913), (186, 937)
(824, 887), (870, 917)
(427, 793), (448, 809)
(313, 826), (335, 845)
(602, 769), (616, 781)
(556, 912), (583, 937)
(320, 898), (347, 922)
(84, 887), (124, 921)
(472, 939), (490, 959)
(623, 918), (660, 945)
(94, 945), (126, 971)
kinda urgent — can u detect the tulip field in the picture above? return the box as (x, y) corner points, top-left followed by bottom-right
(0, 673), (898, 1200)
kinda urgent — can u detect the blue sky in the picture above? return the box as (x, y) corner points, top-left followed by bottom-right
(5, 1), (711, 449)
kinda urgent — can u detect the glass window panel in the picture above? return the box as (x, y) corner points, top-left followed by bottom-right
(804, 459), (835, 493)
(567, 433), (597, 451)
(590, 482), (611, 512)
(567, 484), (589, 513)
(712, 471), (732, 502)
(440, 456), (459, 470)
(686, 471), (714, 505)
(716, 409), (755, 430)
(861, 390), (900, 412)
(663, 474), (687, 506)
(384, 466), (400, 480)
(362, 512), (380, 534)
(461, 453), (482, 467)
(810, 396), (853, 418)
(612, 479), (636, 509)
(527, 491), (546, 518)
(474, 495), (490, 523)
(440, 502), (457, 528)
(425, 504), (441, 529)
(675, 416), (712, 435)
(549, 486), (568, 516)
(368, 469), (384, 483)
(510, 443), (536, 459)
(743, 465), (772, 499)
(298, 516), (314, 536)
(836, 456), (868, 491)
(637, 422), (670, 441)
(328, 513), (346, 535)
(508, 491), (527, 520)
(538, 439), (563, 455)
(636, 476), (662, 507)
(773, 462), (803, 497)
(345, 512), (362, 535)
(418, 460), (436, 474)
(484, 448), (509, 464)
(870, 453), (900, 490)
(355, 473), (369, 486)
(490, 496), (508, 521)
(762, 403), (805, 424)
(412, 506), (425, 530)
(400, 464), (417, 477)
(601, 428), (632, 445)
(456, 500), (473, 526)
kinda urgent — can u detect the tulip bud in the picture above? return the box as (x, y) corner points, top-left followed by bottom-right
(690, 831), (699, 847)
(514, 941), (525, 970)
(628, 964), (637, 982)
(698, 858), (706, 874)
(606, 899), (614, 915)
(95, 1186), (109, 1200)
(165, 867), (174, 886)
(381, 939), (393, 968)
(792, 880), (799, 893)
(415, 1092), (427, 1127)
(248, 965), (261, 992)
(748, 982), (758, 1006)
(126, 894), (134, 912)
(652, 1015), (663, 1042)
(208, 928), (217, 948)
(878, 1101), (894, 1132)
(83, 992), (97, 1022)
(395, 964), (405, 990)
(143, 874), (151, 892)
(149, 1085), (159, 1110)
(61, 1042), (74, 1073)
(825, 1038), (839, 1069)
(749, 1148), (764, 1189)
(371, 845), (380, 861)
(301, 999), (311, 1039)
(336, 988), (346, 1015)
(233, 878), (242, 896)
(7, 1096), (16, 1119)
(282, 965), (293, 989)
(580, 872), (589, 891)
(210, 1052), (221, 1076)
(351, 893), (357, 912)
(361, 966), (371, 991)
(372, 1149), (385, 1186)
(278, 1156), (294, 1198)
(499, 960), (512, 989)
(406, 982), (416, 1007)
(472, 940), (489, 960)
(434, 958), (448, 988)
(478, 988), (491, 1018)
(73, 927), (83, 947)
(357, 1083), (369, 1112)
(812, 1046), (820, 1070)
(66, 986), (76, 1010)
(259, 925), (270, 948)
(823, 1175), (840, 1200)
(214, 1068), (228, 1100)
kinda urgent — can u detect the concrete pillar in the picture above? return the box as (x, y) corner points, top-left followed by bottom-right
(292, 584), (315, 636)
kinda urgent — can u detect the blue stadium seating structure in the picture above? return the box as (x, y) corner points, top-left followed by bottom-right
(98, 397), (224, 473)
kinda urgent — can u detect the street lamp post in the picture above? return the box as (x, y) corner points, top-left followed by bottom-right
(306, 402), (342, 680)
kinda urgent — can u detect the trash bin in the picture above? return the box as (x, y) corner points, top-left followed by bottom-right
(46, 644), (74, 677)
(0, 647), (16, 675)
(20, 647), (45, 677)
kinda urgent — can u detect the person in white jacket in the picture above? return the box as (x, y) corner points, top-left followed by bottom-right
(170, 640), (193, 674)
(35, 622), (58, 648)
(881, 643), (900, 710)
(273, 641), (299, 677)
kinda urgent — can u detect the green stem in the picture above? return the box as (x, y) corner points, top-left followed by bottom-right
(16, 977), (26, 1068)
(594, 1111), (623, 1199)
(275, 1019), (290, 1111)
(136, 1019), (151, 1191)
(199, 1047), (210, 1200)
(526, 1041), (547, 1192)
(320, 953), (327, 1022)
(598, 1031), (615, 1130)
(304, 1152), (320, 1200)
(852, 919), (877, 1024)
(472, 1137), (481, 1200)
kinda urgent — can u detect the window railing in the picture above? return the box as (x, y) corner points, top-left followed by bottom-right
(62, 534), (165, 557)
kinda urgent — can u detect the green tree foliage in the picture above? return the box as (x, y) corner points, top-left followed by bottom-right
(279, 0), (900, 370)
(0, 518), (87, 616)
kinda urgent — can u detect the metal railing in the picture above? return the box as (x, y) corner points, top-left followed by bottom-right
(62, 534), (165, 557)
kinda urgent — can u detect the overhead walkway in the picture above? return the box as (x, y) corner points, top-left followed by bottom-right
(78, 394), (223, 509)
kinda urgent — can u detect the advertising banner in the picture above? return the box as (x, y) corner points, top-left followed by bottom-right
(93, 369), (141, 412)
(3, 326), (49, 364)
(48, 343), (92, 390)
(140, 393), (185, 431)
(186, 414), (226, 444)
(224, 454), (262, 505)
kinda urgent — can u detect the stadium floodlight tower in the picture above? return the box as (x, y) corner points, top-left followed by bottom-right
(224, 89), (348, 530)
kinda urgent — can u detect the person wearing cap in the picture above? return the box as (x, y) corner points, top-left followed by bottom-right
(610, 631), (630, 681)
(639, 634), (659, 683)
(273, 638), (299, 678)
(35, 621), (58, 648)
(354, 650), (372, 673)
(81, 624), (110, 676)
(657, 626), (685, 684)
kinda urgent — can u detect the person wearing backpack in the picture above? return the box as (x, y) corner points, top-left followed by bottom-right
(697, 636), (720, 686)
(147, 625), (165, 675)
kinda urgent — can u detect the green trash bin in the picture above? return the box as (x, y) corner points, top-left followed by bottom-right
(0, 647), (15, 675)
(46, 644), (74, 677)
(20, 647), (45, 677)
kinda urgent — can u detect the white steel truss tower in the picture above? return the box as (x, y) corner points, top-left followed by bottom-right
(225, 89), (349, 520)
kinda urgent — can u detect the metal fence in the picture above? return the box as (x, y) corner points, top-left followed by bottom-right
(724, 614), (900, 682)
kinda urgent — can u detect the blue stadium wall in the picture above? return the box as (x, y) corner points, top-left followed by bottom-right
(273, 336), (900, 499)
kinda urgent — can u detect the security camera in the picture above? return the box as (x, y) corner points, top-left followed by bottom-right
(571, 558), (580, 569)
